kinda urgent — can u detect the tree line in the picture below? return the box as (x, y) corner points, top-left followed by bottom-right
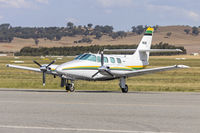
(0, 23), (124, 43)
(1, 22), (199, 44)
(184, 26), (200, 35)
(0, 23), (160, 43)
(15, 42), (186, 56)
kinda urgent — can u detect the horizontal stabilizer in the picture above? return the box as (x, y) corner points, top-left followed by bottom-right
(139, 49), (182, 52)
(104, 49), (182, 53)
(104, 49), (136, 52)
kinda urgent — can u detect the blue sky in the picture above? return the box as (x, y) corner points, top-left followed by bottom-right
(0, 0), (199, 31)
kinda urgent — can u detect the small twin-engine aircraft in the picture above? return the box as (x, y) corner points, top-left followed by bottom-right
(7, 27), (189, 93)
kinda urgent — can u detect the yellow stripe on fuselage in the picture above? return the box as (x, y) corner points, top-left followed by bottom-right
(126, 65), (147, 68)
(62, 65), (147, 71)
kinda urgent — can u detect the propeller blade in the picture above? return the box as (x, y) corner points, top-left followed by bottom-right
(33, 60), (42, 67)
(43, 72), (46, 86)
(92, 71), (99, 78)
(46, 60), (56, 68)
(105, 70), (114, 77)
(101, 51), (104, 66)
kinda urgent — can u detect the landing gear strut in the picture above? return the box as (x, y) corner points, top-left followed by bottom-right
(65, 80), (75, 92)
(60, 77), (75, 92)
(119, 77), (128, 93)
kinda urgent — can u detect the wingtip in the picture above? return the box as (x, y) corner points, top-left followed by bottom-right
(6, 64), (10, 67)
(176, 49), (183, 52)
(176, 65), (190, 68)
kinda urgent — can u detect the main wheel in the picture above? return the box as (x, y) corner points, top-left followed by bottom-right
(121, 84), (128, 93)
(65, 83), (75, 92)
(69, 83), (75, 92)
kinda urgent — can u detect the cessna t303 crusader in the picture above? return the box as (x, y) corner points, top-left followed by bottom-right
(7, 27), (189, 93)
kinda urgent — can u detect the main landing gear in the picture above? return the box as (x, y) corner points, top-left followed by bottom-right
(61, 78), (75, 92)
(66, 81), (75, 92)
(119, 77), (128, 93)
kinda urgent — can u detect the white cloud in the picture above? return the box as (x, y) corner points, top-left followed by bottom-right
(65, 17), (78, 24)
(0, 0), (49, 8)
(97, 0), (133, 8)
(186, 11), (200, 21)
(35, 0), (48, 4)
(104, 9), (112, 14)
(0, 15), (3, 19)
(147, 4), (200, 22)
(0, 0), (31, 8)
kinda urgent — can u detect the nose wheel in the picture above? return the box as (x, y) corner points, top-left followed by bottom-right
(119, 77), (128, 93)
(121, 84), (128, 93)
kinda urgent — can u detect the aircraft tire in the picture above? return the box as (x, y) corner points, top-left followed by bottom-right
(66, 83), (71, 91)
(69, 86), (75, 92)
(66, 83), (75, 92)
(121, 84), (128, 93)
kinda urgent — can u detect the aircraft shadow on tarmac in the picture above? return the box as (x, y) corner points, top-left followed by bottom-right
(0, 89), (66, 93)
(0, 88), (170, 94)
(0, 89), (123, 94)
(0, 89), (119, 93)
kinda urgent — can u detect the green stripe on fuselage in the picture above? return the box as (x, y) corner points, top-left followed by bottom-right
(63, 66), (144, 71)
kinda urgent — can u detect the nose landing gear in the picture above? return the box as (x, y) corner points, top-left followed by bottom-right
(119, 77), (128, 93)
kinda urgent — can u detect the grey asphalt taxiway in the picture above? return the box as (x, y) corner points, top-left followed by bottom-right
(0, 88), (200, 133)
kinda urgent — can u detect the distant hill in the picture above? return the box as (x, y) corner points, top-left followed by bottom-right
(0, 25), (199, 54)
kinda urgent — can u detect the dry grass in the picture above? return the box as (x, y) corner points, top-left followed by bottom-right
(0, 55), (200, 92)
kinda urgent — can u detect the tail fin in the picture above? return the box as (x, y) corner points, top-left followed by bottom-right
(133, 27), (154, 65)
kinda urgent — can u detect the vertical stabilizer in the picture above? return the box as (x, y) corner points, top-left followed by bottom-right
(133, 27), (154, 65)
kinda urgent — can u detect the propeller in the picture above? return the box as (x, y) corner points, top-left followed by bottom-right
(33, 60), (56, 86)
(92, 51), (114, 78)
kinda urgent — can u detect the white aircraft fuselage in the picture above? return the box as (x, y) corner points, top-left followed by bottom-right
(55, 54), (145, 81)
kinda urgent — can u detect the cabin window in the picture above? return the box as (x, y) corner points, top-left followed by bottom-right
(142, 41), (147, 44)
(87, 55), (96, 62)
(97, 56), (108, 63)
(97, 56), (101, 62)
(110, 57), (115, 63)
(116, 58), (122, 63)
(104, 57), (108, 63)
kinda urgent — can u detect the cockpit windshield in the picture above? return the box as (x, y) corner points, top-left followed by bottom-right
(74, 54), (85, 60)
(76, 54), (97, 62)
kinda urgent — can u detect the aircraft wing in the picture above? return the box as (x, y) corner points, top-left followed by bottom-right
(123, 65), (189, 78)
(6, 64), (58, 75)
